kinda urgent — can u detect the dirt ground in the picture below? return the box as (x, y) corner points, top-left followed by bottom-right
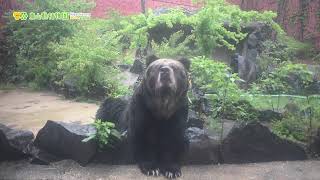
(0, 89), (98, 135)
(0, 159), (319, 180)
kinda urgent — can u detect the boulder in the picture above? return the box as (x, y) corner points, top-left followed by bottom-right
(183, 127), (220, 164)
(92, 135), (133, 164)
(0, 123), (34, 161)
(258, 110), (282, 122)
(187, 110), (204, 129)
(247, 33), (258, 48)
(93, 127), (221, 165)
(34, 120), (97, 166)
(221, 122), (307, 164)
(309, 128), (320, 157)
(130, 58), (144, 74)
(25, 142), (62, 165)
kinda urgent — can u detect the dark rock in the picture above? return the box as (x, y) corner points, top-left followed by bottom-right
(247, 33), (258, 48)
(62, 78), (78, 98)
(221, 122), (307, 164)
(92, 135), (133, 164)
(25, 143), (62, 165)
(34, 120), (97, 166)
(0, 123), (34, 161)
(187, 110), (204, 129)
(309, 128), (320, 157)
(246, 48), (258, 63)
(118, 64), (132, 70)
(184, 127), (220, 164)
(258, 110), (282, 122)
(130, 59), (144, 74)
(234, 53), (257, 85)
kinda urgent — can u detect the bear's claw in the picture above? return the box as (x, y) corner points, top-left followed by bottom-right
(164, 171), (181, 179)
(146, 169), (160, 176)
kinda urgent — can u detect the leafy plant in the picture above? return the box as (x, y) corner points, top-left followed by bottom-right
(82, 119), (121, 149)
(1, 0), (94, 87)
(51, 21), (125, 98)
(254, 62), (314, 95)
(271, 115), (306, 142)
(151, 31), (200, 58)
(191, 56), (241, 100)
(117, 0), (280, 56)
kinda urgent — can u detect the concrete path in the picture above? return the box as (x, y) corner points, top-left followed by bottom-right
(0, 160), (319, 180)
(0, 89), (98, 135)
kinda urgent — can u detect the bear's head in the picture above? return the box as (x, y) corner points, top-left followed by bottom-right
(144, 55), (190, 98)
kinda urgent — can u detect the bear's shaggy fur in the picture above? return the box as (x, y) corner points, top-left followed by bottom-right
(123, 55), (190, 178)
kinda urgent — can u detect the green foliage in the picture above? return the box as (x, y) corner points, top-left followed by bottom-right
(190, 56), (258, 122)
(51, 20), (125, 97)
(194, 0), (279, 55)
(271, 115), (307, 142)
(117, 0), (280, 56)
(257, 40), (292, 73)
(82, 119), (121, 149)
(1, 0), (94, 87)
(151, 31), (200, 58)
(191, 56), (241, 100)
(278, 35), (314, 58)
(270, 96), (320, 143)
(253, 63), (314, 95)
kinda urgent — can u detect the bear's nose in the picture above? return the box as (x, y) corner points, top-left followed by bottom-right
(160, 66), (170, 73)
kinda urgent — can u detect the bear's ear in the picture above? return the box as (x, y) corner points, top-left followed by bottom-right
(178, 57), (190, 71)
(146, 54), (159, 67)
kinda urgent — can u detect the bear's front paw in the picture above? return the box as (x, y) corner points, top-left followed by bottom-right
(139, 162), (160, 176)
(161, 166), (181, 179)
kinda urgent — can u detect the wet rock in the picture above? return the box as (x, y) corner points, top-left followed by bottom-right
(309, 128), (320, 157)
(0, 123), (34, 161)
(130, 59), (144, 74)
(184, 127), (220, 164)
(92, 135), (133, 164)
(258, 110), (282, 122)
(34, 120), (97, 166)
(187, 110), (204, 129)
(62, 78), (78, 98)
(246, 48), (258, 63)
(25, 143), (62, 165)
(221, 122), (307, 164)
(247, 33), (258, 48)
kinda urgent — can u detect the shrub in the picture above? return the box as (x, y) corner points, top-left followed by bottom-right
(191, 56), (241, 100)
(271, 115), (307, 142)
(190, 56), (259, 122)
(151, 31), (200, 59)
(51, 21), (126, 98)
(253, 63), (314, 95)
(82, 119), (121, 149)
(118, 0), (280, 56)
(1, 0), (94, 87)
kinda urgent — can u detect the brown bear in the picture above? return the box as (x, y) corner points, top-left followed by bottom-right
(124, 55), (190, 178)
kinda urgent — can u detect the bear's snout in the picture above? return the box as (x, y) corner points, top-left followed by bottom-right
(159, 66), (173, 82)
